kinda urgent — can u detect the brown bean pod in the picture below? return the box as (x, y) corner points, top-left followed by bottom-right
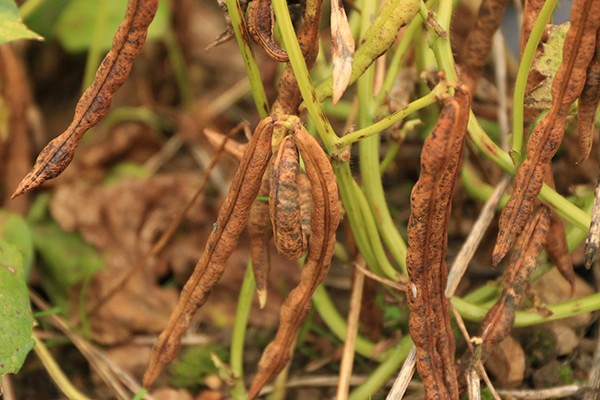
(298, 170), (313, 241)
(248, 124), (339, 400)
(406, 85), (471, 400)
(577, 28), (600, 163)
(270, 135), (306, 260)
(480, 206), (549, 358)
(246, 0), (289, 62)
(542, 165), (575, 294)
(249, 169), (272, 308)
(13, 0), (159, 198)
(493, 1), (600, 266)
(144, 117), (274, 387)
(460, 0), (512, 92)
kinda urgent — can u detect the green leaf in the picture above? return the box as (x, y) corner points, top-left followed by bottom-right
(0, 241), (34, 374)
(54, 0), (168, 53)
(0, 210), (34, 277)
(33, 222), (104, 310)
(526, 23), (569, 110)
(0, 0), (42, 43)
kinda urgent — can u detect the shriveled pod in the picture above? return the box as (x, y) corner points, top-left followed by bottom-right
(249, 168), (272, 308)
(270, 135), (307, 260)
(246, 0), (289, 62)
(297, 170), (313, 241)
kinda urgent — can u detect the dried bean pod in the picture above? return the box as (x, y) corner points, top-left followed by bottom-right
(542, 165), (575, 294)
(577, 28), (600, 163)
(13, 0), (159, 197)
(144, 117), (274, 387)
(248, 124), (339, 399)
(270, 135), (306, 259)
(407, 85), (471, 400)
(493, 1), (600, 266)
(460, 0), (512, 92)
(298, 171), (313, 241)
(480, 206), (549, 357)
(246, 0), (289, 62)
(249, 168), (272, 308)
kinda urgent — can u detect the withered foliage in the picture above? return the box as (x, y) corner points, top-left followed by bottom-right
(459, 0), (511, 92)
(13, 0), (159, 198)
(493, 0), (600, 266)
(330, 0), (355, 104)
(519, 0), (546, 55)
(407, 84), (471, 400)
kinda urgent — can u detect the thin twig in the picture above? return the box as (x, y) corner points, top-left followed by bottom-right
(492, 30), (509, 151)
(467, 367), (481, 400)
(385, 346), (416, 400)
(498, 384), (591, 399)
(446, 176), (510, 297)
(1, 374), (15, 400)
(584, 326), (600, 400)
(336, 258), (366, 400)
(354, 258), (406, 291)
(30, 292), (134, 400)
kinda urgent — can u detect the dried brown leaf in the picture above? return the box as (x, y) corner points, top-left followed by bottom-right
(13, 0), (159, 198)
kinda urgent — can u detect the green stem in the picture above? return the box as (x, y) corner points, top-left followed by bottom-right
(452, 292), (600, 327)
(348, 337), (414, 400)
(230, 263), (255, 400)
(312, 285), (385, 360)
(272, 0), (338, 151)
(19, 0), (44, 19)
(336, 87), (441, 150)
(511, 0), (558, 163)
(164, 28), (193, 107)
(82, 0), (109, 90)
(33, 335), (92, 400)
(357, 0), (408, 275)
(224, 0), (270, 118)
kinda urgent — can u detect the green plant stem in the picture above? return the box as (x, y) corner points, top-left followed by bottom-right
(357, 0), (408, 275)
(452, 292), (600, 327)
(224, 0), (270, 118)
(348, 337), (414, 400)
(164, 28), (193, 107)
(33, 334), (92, 400)
(335, 87), (441, 150)
(512, 0), (558, 163)
(272, 0), (338, 151)
(19, 0), (44, 19)
(461, 162), (509, 210)
(83, 0), (109, 90)
(312, 285), (385, 360)
(230, 263), (255, 400)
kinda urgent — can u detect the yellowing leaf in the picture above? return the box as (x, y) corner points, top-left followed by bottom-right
(0, 0), (42, 43)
